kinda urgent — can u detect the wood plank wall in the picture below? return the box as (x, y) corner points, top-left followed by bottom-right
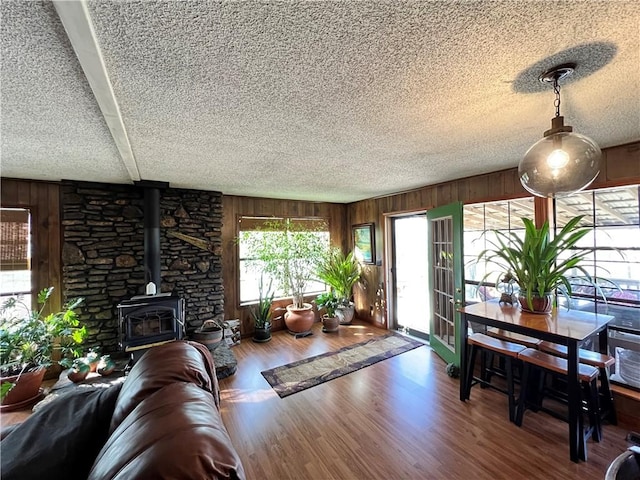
(0, 179), (62, 313)
(221, 195), (348, 335)
(346, 141), (640, 325)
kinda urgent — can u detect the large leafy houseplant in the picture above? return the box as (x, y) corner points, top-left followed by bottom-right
(1, 287), (86, 402)
(476, 215), (592, 313)
(315, 248), (360, 306)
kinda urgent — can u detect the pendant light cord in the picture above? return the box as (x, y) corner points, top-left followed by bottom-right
(553, 77), (561, 118)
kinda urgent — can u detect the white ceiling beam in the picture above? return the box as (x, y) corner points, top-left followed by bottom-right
(52, 0), (140, 182)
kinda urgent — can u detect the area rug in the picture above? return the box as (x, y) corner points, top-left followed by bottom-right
(261, 333), (425, 398)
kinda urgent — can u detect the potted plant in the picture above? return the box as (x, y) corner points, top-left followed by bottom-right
(475, 215), (592, 313)
(251, 276), (275, 343)
(315, 291), (340, 333)
(0, 287), (86, 409)
(315, 248), (360, 324)
(67, 357), (91, 383)
(97, 354), (116, 376)
(241, 218), (329, 333)
(85, 346), (101, 373)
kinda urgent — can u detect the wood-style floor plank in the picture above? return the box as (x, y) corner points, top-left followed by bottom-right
(219, 321), (632, 480)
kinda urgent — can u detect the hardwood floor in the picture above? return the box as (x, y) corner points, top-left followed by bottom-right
(219, 321), (633, 480)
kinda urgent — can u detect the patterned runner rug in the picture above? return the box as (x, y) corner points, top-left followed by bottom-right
(261, 333), (425, 398)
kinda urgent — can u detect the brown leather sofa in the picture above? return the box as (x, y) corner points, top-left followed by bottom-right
(1, 340), (246, 480)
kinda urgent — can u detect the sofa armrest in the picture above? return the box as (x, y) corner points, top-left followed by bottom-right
(90, 382), (245, 480)
(111, 340), (219, 432)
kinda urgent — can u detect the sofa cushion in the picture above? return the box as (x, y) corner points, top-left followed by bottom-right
(0, 384), (122, 480)
(89, 382), (245, 480)
(110, 340), (219, 432)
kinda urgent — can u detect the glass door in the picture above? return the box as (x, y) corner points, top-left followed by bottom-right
(390, 214), (429, 339)
(427, 202), (464, 367)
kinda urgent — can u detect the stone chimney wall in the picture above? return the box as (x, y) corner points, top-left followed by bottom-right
(62, 181), (223, 353)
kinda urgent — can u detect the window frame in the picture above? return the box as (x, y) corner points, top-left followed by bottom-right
(554, 184), (640, 312)
(0, 207), (33, 311)
(237, 215), (330, 306)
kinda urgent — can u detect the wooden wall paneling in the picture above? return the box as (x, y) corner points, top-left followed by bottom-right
(32, 184), (47, 307)
(0, 179), (62, 313)
(534, 196), (554, 229)
(1, 180), (17, 203)
(597, 141), (640, 187)
(221, 196), (239, 329)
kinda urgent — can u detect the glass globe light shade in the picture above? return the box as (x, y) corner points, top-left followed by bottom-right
(519, 131), (602, 198)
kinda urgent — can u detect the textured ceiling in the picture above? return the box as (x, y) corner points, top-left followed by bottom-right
(1, 1), (639, 203)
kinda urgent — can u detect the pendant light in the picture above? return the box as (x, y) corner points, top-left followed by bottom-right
(519, 64), (602, 198)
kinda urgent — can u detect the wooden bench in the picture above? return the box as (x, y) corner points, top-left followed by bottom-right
(464, 333), (526, 422)
(538, 341), (617, 424)
(516, 348), (602, 461)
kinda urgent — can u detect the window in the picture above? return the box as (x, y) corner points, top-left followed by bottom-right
(0, 208), (32, 310)
(555, 184), (640, 313)
(463, 198), (534, 302)
(238, 217), (330, 304)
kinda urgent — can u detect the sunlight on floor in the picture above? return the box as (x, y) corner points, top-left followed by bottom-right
(220, 387), (276, 405)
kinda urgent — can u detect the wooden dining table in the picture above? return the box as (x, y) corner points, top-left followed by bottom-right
(459, 301), (614, 463)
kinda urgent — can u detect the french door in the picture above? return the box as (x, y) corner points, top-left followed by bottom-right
(427, 202), (464, 367)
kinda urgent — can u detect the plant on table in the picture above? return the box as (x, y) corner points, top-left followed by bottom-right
(475, 215), (592, 313)
(1, 287), (86, 402)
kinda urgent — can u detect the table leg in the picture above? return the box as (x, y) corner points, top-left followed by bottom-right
(567, 341), (584, 462)
(598, 327), (608, 354)
(460, 313), (468, 401)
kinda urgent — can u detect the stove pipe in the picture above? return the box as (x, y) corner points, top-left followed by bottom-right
(135, 181), (169, 291)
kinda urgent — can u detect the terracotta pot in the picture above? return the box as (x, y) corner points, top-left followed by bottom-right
(518, 293), (553, 314)
(284, 303), (315, 333)
(67, 369), (90, 383)
(322, 315), (340, 333)
(336, 304), (355, 325)
(97, 355), (116, 376)
(0, 367), (46, 411)
(87, 359), (99, 373)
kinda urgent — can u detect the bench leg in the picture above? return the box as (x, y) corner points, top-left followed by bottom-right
(515, 363), (530, 427)
(587, 379), (602, 442)
(599, 367), (617, 425)
(506, 357), (515, 422)
(464, 344), (478, 400)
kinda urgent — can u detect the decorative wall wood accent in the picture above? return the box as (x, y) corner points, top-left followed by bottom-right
(222, 195), (348, 336)
(0, 179), (62, 314)
(346, 141), (640, 325)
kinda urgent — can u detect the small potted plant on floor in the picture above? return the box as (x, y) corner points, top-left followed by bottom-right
(315, 248), (361, 324)
(0, 287), (86, 409)
(315, 291), (340, 333)
(252, 276), (275, 343)
(475, 215), (592, 313)
(67, 357), (91, 383)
